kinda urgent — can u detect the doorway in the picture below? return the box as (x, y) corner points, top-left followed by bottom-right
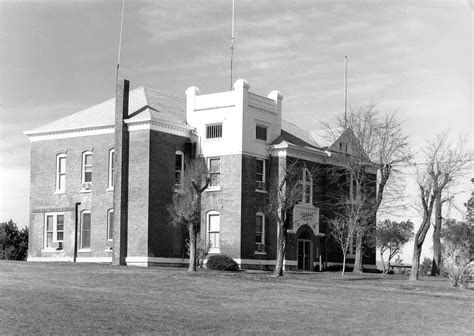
(297, 239), (312, 271)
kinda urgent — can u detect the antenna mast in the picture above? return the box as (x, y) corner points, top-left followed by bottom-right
(230, 0), (235, 90)
(344, 55), (348, 128)
(116, 0), (126, 83)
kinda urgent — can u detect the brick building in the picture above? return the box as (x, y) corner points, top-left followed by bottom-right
(25, 79), (376, 271)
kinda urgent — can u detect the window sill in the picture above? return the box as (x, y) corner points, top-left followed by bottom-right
(254, 251), (267, 255)
(106, 187), (114, 192)
(209, 249), (221, 254)
(206, 186), (221, 192)
(42, 248), (63, 253)
(78, 249), (91, 253)
(80, 189), (92, 194)
(54, 191), (66, 195)
(255, 189), (267, 194)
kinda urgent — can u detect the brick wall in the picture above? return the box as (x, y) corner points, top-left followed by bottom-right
(28, 133), (115, 260)
(147, 130), (190, 259)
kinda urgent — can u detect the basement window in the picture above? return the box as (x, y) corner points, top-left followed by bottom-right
(206, 123), (223, 139)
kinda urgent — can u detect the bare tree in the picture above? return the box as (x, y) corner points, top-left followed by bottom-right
(410, 133), (471, 280)
(429, 135), (471, 276)
(323, 104), (411, 272)
(266, 159), (303, 277)
(376, 219), (414, 273)
(167, 157), (210, 272)
(328, 200), (361, 275)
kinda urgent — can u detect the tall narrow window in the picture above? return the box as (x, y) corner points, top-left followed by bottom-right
(301, 168), (313, 204)
(44, 213), (64, 250)
(256, 159), (265, 190)
(175, 151), (184, 188)
(256, 125), (267, 141)
(107, 209), (114, 241)
(206, 123), (223, 139)
(81, 211), (91, 249)
(255, 213), (265, 253)
(108, 149), (115, 189)
(82, 151), (93, 189)
(209, 158), (221, 187)
(56, 154), (66, 193)
(207, 211), (220, 252)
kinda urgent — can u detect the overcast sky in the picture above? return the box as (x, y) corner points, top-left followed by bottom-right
(0, 0), (472, 261)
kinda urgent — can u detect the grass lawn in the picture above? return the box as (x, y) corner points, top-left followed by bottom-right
(0, 261), (472, 335)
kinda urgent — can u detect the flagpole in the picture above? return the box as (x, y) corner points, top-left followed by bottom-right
(116, 0), (125, 83)
(230, 0), (235, 90)
(344, 55), (348, 128)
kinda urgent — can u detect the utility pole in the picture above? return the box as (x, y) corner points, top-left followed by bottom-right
(344, 56), (348, 128)
(116, 0), (126, 83)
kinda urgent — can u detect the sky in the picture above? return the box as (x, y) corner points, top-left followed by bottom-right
(0, 0), (472, 262)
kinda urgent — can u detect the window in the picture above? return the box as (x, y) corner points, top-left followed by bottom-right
(256, 125), (267, 141)
(349, 173), (357, 202)
(206, 123), (223, 139)
(107, 209), (114, 241)
(207, 211), (220, 252)
(80, 211), (91, 249)
(255, 213), (266, 253)
(209, 158), (221, 187)
(175, 151), (184, 188)
(300, 168), (313, 204)
(347, 233), (357, 256)
(82, 151), (93, 188)
(44, 213), (64, 250)
(108, 149), (115, 189)
(55, 154), (66, 193)
(256, 159), (266, 190)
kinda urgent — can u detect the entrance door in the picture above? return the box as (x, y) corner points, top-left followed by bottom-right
(297, 239), (311, 271)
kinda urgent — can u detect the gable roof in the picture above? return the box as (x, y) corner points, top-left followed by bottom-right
(25, 87), (186, 135)
(275, 120), (324, 149)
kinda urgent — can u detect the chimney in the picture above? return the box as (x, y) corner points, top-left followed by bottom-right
(112, 79), (130, 266)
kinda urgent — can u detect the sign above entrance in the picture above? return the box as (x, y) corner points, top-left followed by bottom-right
(290, 203), (321, 235)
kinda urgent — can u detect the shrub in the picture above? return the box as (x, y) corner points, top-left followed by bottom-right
(206, 254), (239, 272)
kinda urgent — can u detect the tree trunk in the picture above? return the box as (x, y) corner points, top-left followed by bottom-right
(352, 230), (363, 273)
(431, 193), (442, 276)
(274, 221), (286, 277)
(410, 239), (422, 280)
(380, 250), (386, 273)
(342, 253), (346, 276)
(188, 223), (197, 272)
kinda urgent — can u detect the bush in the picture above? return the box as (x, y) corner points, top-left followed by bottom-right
(0, 220), (28, 261)
(206, 254), (239, 272)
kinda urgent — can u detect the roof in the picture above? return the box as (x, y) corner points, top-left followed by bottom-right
(25, 87), (186, 135)
(276, 120), (326, 149)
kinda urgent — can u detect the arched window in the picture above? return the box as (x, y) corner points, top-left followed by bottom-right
(107, 209), (114, 241)
(301, 168), (313, 204)
(108, 149), (115, 189)
(255, 212), (266, 253)
(207, 211), (220, 253)
(81, 151), (93, 190)
(175, 151), (184, 188)
(80, 211), (91, 250)
(55, 153), (67, 193)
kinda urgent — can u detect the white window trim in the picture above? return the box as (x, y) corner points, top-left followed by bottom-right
(79, 210), (91, 251)
(255, 212), (266, 254)
(107, 149), (115, 191)
(55, 154), (67, 194)
(207, 211), (220, 253)
(300, 168), (313, 204)
(175, 150), (184, 189)
(255, 158), (267, 193)
(43, 212), (64, 251)
(106, 209), (114, 241)
(81, 151), (93, 191)
(207, 157), (221, 189)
